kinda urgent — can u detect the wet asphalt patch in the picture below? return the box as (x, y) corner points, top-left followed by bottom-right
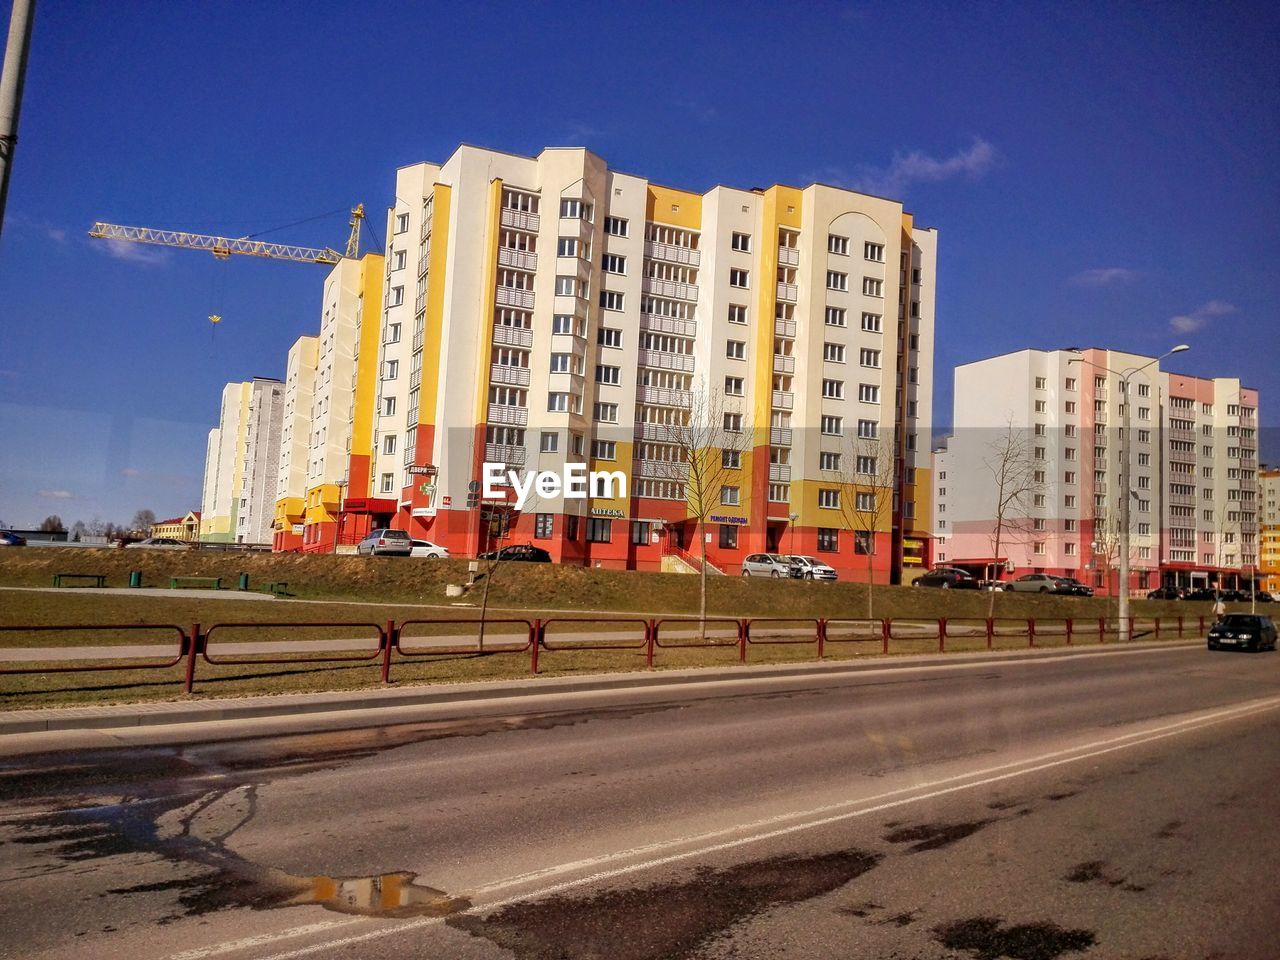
(447, 848), (882, 960)
(935, 916), (1097, 960)
(882, 819), (996, 853)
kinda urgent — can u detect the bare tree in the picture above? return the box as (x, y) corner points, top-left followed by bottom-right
(984, 421), (1042, 617)
(1087, 501), (1122, 610)
(131, 509), (156, 535)
(832, 433), (896, 618)
(656, 378), (751, 627)
(473, 462), (542, 651)
(38, 515), (65, 532)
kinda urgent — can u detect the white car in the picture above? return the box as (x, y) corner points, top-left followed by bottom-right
(788, 556), (838, 581)
(124, 537), (191, 551)
(741, 553), (796, 578)
(410, 539), (450, 559)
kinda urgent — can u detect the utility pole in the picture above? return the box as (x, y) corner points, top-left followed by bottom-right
(0, 0), (36, 244)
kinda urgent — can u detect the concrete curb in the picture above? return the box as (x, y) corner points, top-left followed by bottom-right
(0, 639), (1202, 736)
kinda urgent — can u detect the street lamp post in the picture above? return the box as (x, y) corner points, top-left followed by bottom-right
(1069, 345), (1190, 628)
(331, 480), (348, 555)
(788, 513), (799, 554)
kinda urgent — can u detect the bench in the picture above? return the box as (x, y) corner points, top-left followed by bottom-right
(52, 573), (107, 588)
(257, 581), (290, 597)
(169, 576), (222, 590)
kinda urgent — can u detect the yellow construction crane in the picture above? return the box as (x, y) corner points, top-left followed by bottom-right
(88, 204), (366, 265)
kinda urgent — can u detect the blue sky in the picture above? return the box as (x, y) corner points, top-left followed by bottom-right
(1, 0), (1276, 528)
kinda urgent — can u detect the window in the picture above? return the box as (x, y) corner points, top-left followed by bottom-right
(726, 340), (746, 360)
(729, 268), (750, 288)
(1137, 406), (1150, 420)
(555, 276), (577, 296)
(1034, 423), (1046, 436)
(540, 431), (559, 453)
(593, 402), (619, 423)
(389, 286), (404, 307)
(1035, 376), (1047, 389)
(572, 433), (585, 456)
(818, 489), (840, 509)
(1034, 400), (1047, 413)
(1065, 495), (1077, 508)
(599, 290), (625, 311)
(382, 396), (396, 416)
(819, 451), (841, 471)
(720, 486), (741, 506)
(551, 314), (575, 335)
(603, 216), (628, 237)
(602, 254), (626, 274)
(384, 359), (399, 380)
(591, 439), (616, 460)
(852, 531), (874, 555)
(1065, 543), (1078, 557)
(859, 348), (880, 368)
(560, 199), (591, 220)
(856, 491), (876, 512)
(731, 232), (751, 252)
(822, 379), (844, 399)
(861, 312), (882, 332)
(1065, 471), (1077, 484)
(557, 237), (579, 258)
(824, 343), (846, 363)
(728, 304), (748, 324)
(828, 234), (849, 256)
(719, 525), (738, 549)
(722, 449), (741, 469)
(392, 249), (407, 271)
(864, 242), (884, 262)
(547, 393), (570, 412)
(395, 213), (409, 234)
(597, 327), (622, 348)
(386, 322), (401, 343)
(631, 520), (651, 545)
(821, 415), (843, 436)
(817, 528), (839, 552)
(723, 412), (743, 432)
(1065, 401), (1077, 414)
(825, 306), (846, 327)
(856, 455), (877, 474)
(858, 383), (880, 404)
(587, 518), (612, 543)
(1065, 377), (1077, 391)
(827, 270), (848, 291)
(857, 419), (878, 438)
(550, 353), (573, 373)
(380, 473), (395, 493)
(862, 277), (883, 297)
(595, 365), (621, 385)
(724, 376), (744, 396)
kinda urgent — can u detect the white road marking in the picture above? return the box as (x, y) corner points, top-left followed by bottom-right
(168, 923), (364, 960)
(221, 694), (1280, 960)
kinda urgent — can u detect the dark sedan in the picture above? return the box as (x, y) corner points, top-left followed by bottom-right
(1147, 585), (1186, 600)
(1053, 576), (1094, 597)
(1207, 614), (1277, 652)
(479, 544), (552, 563)
(913, 567), (982, 590)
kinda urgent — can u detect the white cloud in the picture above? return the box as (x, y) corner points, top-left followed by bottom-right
(1069, 267), (1140, 287)
(846, 138), (998, 197)
(91, 239), (170, 266)
(38, 489), (75, 500)
(1168, 300), (1236, 334)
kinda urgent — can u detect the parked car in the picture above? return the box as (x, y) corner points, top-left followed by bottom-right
(409, 539), (450, 559)
(0, 530), (26, 547)
(123, 537), (190, 551)
(913, 567), (981, 590)
(1256, 591), (1275, 603)
(1054, 576), (1094, 597)
(788, 556), (838, 581)
(1001, 573), (1068, 594)
(1147, 585), (1186, 600)
(478, 544), (551, 563)
(1220, 589), (1250, 603)
(356, 528), (412, 556)
(1207, 614), (1277, 652)
(1185, 588), (1221, 602)
(741, 554), (797, 578)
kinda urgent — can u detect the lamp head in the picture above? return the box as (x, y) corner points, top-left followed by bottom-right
(1170, 344), (1190, 354)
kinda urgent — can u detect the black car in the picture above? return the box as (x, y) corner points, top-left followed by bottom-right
(479, 544), (552, 563)
(1147, 585), (1185, 600)
(1054, 576), (1094, 597)
(1207, 614), (1278, 652)
(913, 567), (981, 590)
(1256, 591), (1276, 603)
(1185, 588), (1220, 603)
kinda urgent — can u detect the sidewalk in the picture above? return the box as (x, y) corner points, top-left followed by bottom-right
(0, 638), (1199, 739)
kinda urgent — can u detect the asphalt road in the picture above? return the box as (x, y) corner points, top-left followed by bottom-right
(2, 643), (1278, 960)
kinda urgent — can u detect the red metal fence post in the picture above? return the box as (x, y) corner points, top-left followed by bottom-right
(738, 620), (749, 664)
(1176, 615), (1184, 638)
(1066, 618), (1073, 645)
(183, 622), (201, 694)
(1098, 617), (1106, 643)
(938, 618), (946, 653)
(645, 619), (656, 669)
(1028, 618), (1036, 648)
(985, 617), (993, 650)
(817, 619), (826, 660)
(380, 619), (395, 684)
(882, 619), (890, 655)
(1154, 618), (1160, 641)
(530, 619), (541, 674)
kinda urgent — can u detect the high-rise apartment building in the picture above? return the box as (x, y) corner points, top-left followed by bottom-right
(273, 336), (318, 551)
(936, 348), (1260, 592)
(362, 144), (936, 579)
(200, 377), (284, 544)
(1259, 468), (1279, 593)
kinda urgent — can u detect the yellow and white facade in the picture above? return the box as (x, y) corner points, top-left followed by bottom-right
(200, 378), (284, 544)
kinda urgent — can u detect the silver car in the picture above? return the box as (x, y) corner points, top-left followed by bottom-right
(741, 553), (796, 578)
(1001, 573), (1064, 593)
(789, 556), (838, 581)
(356, 528), (412, 556)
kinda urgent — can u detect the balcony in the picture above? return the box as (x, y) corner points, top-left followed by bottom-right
(635, 459), (688, 479)
(1168, 427), (1195, 442)
(635, 422), (690, 443)
(497, 248), (538, 271)
(637, 385), (692, 408)
(493, 324), (534, 348)
(774, 319), (797, 338)
(487, 404), (528, 427)
(769, 463), (792, 482)
(640, 313), (696, 338)
(773, 354), (795, 375)
(637, 348), (695, 373)
(484, 443), (527, 467)
(490, 364), (531, 387)
(409, 368), (422, 390)
(414, 292), (426, 314)
(417, 253), (428, 277)
(771, 389), (793, 410)
(1092, 481), (1107, 496)
(500, 208), (540, 232)
(770, 426), (793, 446)
(1167, 492), (1195, 507)
(644, 240), (701, 267)
(495, 286), (535, 309)
(776, 282), (798, 303)
(642, 276), (699, 302)
(777, 246), (799, 267)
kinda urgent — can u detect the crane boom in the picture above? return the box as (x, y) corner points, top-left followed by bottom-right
(88, 222), (342, 264)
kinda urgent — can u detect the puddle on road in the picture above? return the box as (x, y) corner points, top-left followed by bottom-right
(448, 848), (882, 960)
(882, 819), (995, 853)
(935, 916), (1097, 960)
